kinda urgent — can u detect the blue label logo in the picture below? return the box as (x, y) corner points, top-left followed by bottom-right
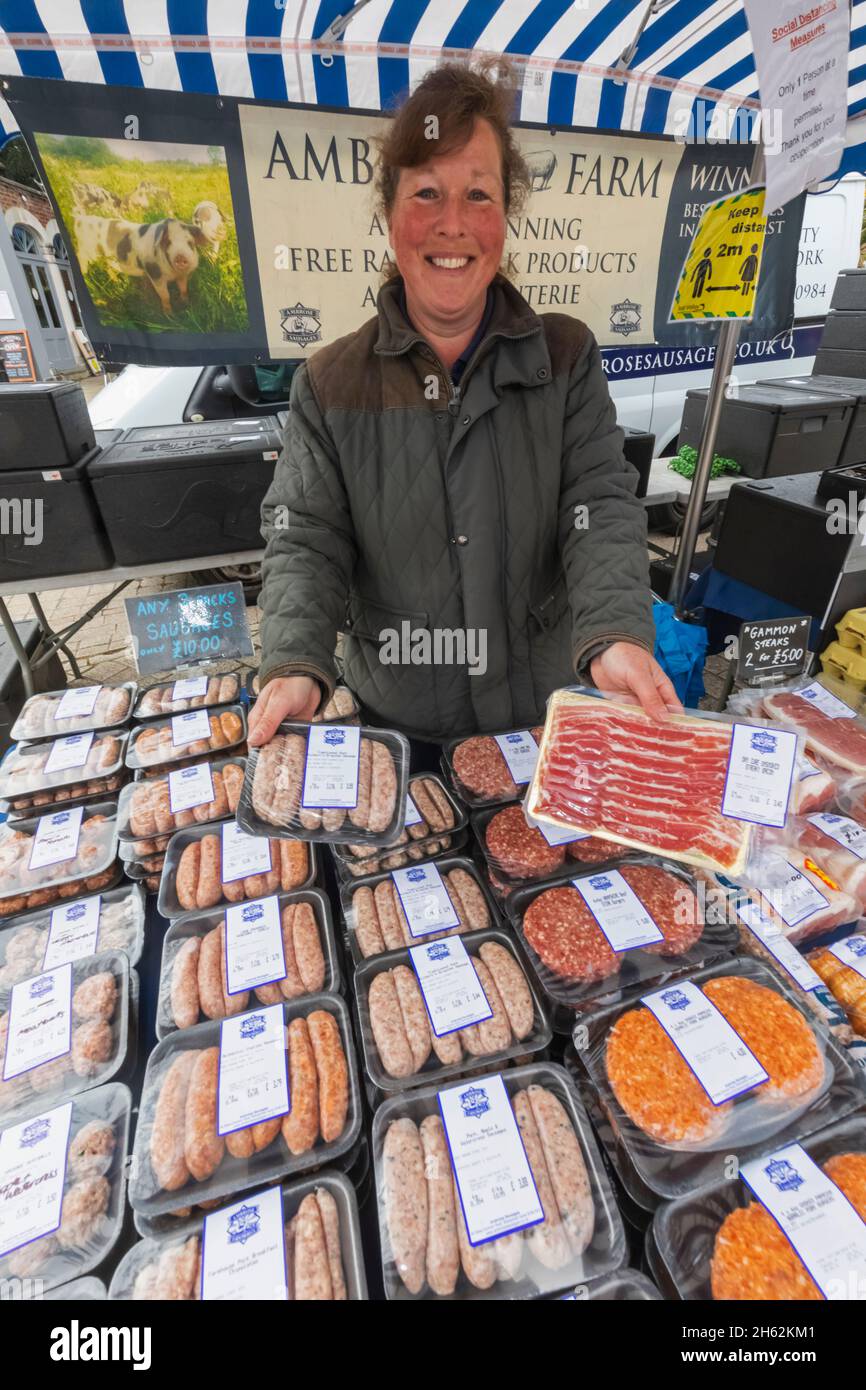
(240, 1013), (266, 1039)
(505, 733), (523, 743)
(459, 1085), (490, 1120)
(227, 1202), (261, 1245)
(426, 943), (450, 961)
(52, 812), (70, 826)
(660, 988), (690, 1012)
(242, 904), (264, 923)
(846, 936), (866, 958)
(19, 1117), (50, 1149)
(323, 729), (345, 745)
(406, 868), (426, 883)
(29, 974), (54, 999)
(765, 1158), (805, 1193)
(750, 730), (777, 755)
(589, 875), (613, 891)
(66, 904), (86, 921)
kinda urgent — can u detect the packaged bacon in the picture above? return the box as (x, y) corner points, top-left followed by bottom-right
(728, 675), (866, 779)
(525, 689), (806, 877)
(578, 956), (861, 1201)
(790, 750), (837, 815)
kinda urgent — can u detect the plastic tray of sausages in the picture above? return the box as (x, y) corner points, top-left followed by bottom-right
(354, 926), (551, 1094)
(0, 1081), (132, 1294)
(133, 669), (243, 720)
(10, 684), (136, 744)
(372, 1059), (627, 1300)
(125, 705), (246, 772)
(109, 1169), (368, 1300)
(116, 754), (246, 842)
(506, 855), (739, 1028)
(649, 1114), (866, 1301)
(0, 881), (146, 980)
(237, 721), (410, 847)
(155, 887), (341, 1040)
(246, 674), (360, 726)
(128, 992), (361, 1217)
(330, 773), (468, 880)
(157, 822), (316, 921)
(0, 730), (129, 811)
(440, 724), (545, 809)
(340, 855), (500, 968)
(577, 955), (863, 1203)
(0, 801), (121, 920)
(0, 951), (132, 1123)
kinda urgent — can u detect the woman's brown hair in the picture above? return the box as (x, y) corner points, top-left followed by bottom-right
(375, 57), (530, 221)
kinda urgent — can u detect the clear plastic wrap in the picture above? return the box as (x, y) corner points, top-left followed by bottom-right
(557, 1268), (662, 1301)
(728, 674), (866, 779)
(110, 1170), (367, 1300)
(125, 705), (247, 771)
(340, 855), (499, 967)
(525, 688), (805, 877)
(441, 724), (544, 808)
(128, 993), (361, 1217)
(156, 887), (340, 1039)
(330, 774), (468, 880)
(472, 802), (628, 887)
(790, 750), (838, 815)
(43, 1276), (107, 1299)
(807, 928), (866, 1038)
(0, 951), (131, 1122)
(237, 723), (410, 847)
(578, 956), (861, 1201)
(10, 684), (136, 743)
(0, 1082), (131, 1294)
(728, 842), (860, 946)
(0, 801), (121, 919)
(133, 668), (243, 720)
(0, 731), (129, 814)
(354, 927), (551, 1093)
(117, 754), (246, 841)
(651, 1114), (866, 1300)
(157, 822), (316, 920)
(372, 1060), (626, 1300)
(749, 809), (866, 910)
(0, 882), (146, 978)
(507, 857), (738, 1028)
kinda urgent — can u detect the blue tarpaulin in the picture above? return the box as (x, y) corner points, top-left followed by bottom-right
(653, 600), (707, 707)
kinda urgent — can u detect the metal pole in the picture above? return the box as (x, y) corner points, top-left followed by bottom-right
(670, 142), (766, 615)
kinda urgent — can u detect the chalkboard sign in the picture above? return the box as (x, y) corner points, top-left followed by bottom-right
(0, 329), (36, 383)
(124, 582), (253, 676)
(737, 616), (811, 686)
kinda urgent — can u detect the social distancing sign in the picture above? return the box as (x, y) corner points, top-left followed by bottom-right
(669, 186), (768, 322)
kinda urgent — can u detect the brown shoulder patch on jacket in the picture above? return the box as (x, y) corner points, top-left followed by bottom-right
(540, 313), (592, 379)
(305, 315), (423, 415)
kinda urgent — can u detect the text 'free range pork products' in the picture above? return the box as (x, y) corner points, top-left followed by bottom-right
(762, 687), (866, 777)
(526, 692), (754, 875)
(375, 1064), (626, 1299)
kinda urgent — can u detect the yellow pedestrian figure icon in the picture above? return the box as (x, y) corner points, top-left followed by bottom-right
(670, 187), (768, 323)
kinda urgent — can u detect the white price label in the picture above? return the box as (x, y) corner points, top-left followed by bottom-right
(221, 821), (272, 884)
(43, 732), (94, 776)
(641, 979), (768, 1106)
(172, 676), (209, 701)
(168, 761), (214, 815)
(828, 935), (866, 983)
(493, 731), (539, 785)
(0, 1103), (73, 1259)
(217, 1005), (289, 1135)
(798, 683), (857, 719)
(761, 861), (830, 929)
(572, 870), (664, 951)
(741, 1143), (866, 1301)
(439, 1074), (544, 1245)
(391, 864), (460, 938)
(524, 808), (587, 847)
(171, 708), (211, 748)
(55, 686), (100, 721)
(736, 899), (822, 992)
(408, 937), (492, 1037)
(721, 723), (798, 828)
(28, 806), (83, 873)
(224, 896), (285, 994)
(201, 1185), (288, 1300)
(807, 813), (866, 861)
(3, 964), (73, 1081)
(301, 725), (361, 810)
(43, 896), (102, 970)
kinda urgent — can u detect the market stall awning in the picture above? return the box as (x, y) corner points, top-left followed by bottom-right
(0, 0), (865, 166)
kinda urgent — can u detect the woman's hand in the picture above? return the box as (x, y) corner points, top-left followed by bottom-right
(247, 676), (320, 746)
(589, 642), (682, 718)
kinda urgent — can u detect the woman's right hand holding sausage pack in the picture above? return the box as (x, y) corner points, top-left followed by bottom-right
(248, 677), (320, 747)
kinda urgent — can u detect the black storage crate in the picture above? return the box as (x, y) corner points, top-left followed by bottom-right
(785, 373), (866, 468)
(0, 381), (96, 471)
(680, 381), (852, 478)
(0, 447), (113, 581)
(622, 426), (654, 498)
(87, 421), (282, 564)
(830, 268), (866, 313)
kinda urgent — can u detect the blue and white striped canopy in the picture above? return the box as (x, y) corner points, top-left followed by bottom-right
(1, 0), (865, 174)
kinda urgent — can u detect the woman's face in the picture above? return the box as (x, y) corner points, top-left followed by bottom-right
(388, 118), (507, 325)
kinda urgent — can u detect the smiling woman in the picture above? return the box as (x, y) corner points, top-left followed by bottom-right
(250, 59), (674, 751)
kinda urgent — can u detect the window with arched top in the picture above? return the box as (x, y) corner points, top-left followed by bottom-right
(12, 223), (41, 255)
(52, 232), (68, 262)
